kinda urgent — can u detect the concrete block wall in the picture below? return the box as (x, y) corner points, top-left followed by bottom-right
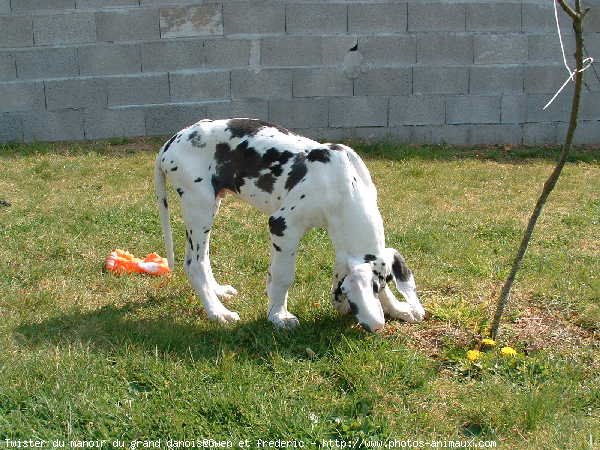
(1, 0), (600, 144)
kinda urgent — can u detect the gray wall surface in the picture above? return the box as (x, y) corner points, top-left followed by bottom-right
(1, 0), (599, 145)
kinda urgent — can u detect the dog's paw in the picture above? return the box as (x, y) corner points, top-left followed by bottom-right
(213, 284), (238, 298)
(207, 307), (240, 324)
(383, 301), (416, 322)
(384, 302), (426, 323)
(269, 312), (300, 330)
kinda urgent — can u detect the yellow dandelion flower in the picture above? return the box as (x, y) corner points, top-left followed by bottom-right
(481, 338), (496, 348)
(500, 346), (517, 357)
(466, 350), (482, 361)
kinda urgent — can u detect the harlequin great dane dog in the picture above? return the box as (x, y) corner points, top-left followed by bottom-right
(154, 118), (425, 332)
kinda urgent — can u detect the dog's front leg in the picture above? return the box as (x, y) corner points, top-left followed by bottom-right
(379, 285), (424, 323)
(266, 219), (302, 329)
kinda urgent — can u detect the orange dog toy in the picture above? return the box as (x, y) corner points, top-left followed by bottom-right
(105, 249), (171, 276)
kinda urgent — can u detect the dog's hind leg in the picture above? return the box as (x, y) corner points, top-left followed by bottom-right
(202, 198), (238, 299)
(181, 191), (239, 324)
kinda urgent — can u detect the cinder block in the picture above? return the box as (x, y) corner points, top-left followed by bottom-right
(12, 0), (75, 12)
(23, 109), (84, 142)
(526, 91), (572, 122)
(413, 67), (468, 95)
(501, 95), (526, 124)
(205, 39), (251, 68)
(417, 34), (473, 65)
(139, 0), (183, 5)
(389, 126), (413, 144)
(523, 3), (569, 32)
(580, 92), (600, 120)
(446, 96), (501, 124)
(45, 78), (107, 111)
(170, 71), (230, 101)
(0, 114), (23, 143)
(0, 0), (9, 14)
(76, 0), (139, 7)
(408, 3), (465, 32)
(205, 99), (269, 121)
(160, 5), (222, 38)
(467, 3), (521, 32)
(0, 81), (44, 112)
(329, 96), (388, 127)
(0, 52), (16, 81)
(16, 47), (78, 79)
(559, 120), (600, 144)
(286, 4), (347, 34)
(144, 103), (207, 136)
(586, 63), (600, 95)
(360, 36), (416, 65)
(261, 36), (322, 67)
(79, 43), (141, 75)
(528, 34), (575, 64)
(525, 65), (567, 94)
(474, 35), (527, 65)
(349, 3), (407, 33)
(412, 125), (470, 145)
(351, 127), (391, 142)
(231, 68), (292, 99)
(33, 13), (95, 45)
(107, 73), (169, 106)
(354, 68), (411, 96)
(269, 98), (329, 129)
(0, 17), (33, 48)
(142, 39), (204, 72)
(84, 108), (146, 139)
(523, 123), (557, 145)
(96, 9), (159, 42)
(470, 124), (522, 145)
(470, 66), (524, 94)
(12, 0), (75, 11)
(292, 68), (352, 97)
(223, 1), (285, 35)
(582, 35), (600, 90)
(586, 4), (600, 32)
(389, 96), (445, 126)
(322, 36), (358, 66)
(298, 127), (348, 142)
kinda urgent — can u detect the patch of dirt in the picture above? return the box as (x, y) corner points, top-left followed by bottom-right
(502, 306), (598, 353)
(385, 306), (597, 358)
(385, 319), (476, 358)
(578, 238), (600, 253)
(105, 137), (159, 153)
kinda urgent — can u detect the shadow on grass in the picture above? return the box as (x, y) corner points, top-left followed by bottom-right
(14, 294), (361, 362)
(2, 138), (599, 163)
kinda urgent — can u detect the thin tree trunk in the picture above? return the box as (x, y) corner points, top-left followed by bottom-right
(489, 0), (587, 339)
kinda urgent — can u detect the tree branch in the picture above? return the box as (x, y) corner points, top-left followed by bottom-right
(489, 2), (586, 339)
(556, 0), (579, 20)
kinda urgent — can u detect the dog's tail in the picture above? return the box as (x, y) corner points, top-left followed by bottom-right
(154, 152), (175, 270)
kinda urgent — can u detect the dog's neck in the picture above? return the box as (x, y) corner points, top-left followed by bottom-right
(327, 193), (386, 264)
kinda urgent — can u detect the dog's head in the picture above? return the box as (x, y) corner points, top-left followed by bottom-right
(333, 248), (419, 332)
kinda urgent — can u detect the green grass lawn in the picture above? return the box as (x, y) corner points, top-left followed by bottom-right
(0, 139), (598, 449)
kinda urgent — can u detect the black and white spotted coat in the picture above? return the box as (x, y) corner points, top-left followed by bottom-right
(155, 118), (425, 331)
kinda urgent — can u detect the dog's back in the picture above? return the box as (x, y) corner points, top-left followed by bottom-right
(156, 118), (362, 216)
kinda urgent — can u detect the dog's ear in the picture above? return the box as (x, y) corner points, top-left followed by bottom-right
(384, 248), (412, 284)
